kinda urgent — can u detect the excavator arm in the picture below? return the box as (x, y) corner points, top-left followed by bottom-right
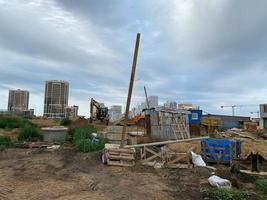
(89, 98), (109, 125)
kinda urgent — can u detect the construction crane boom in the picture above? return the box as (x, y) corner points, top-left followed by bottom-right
(250, 111), (260, 118)
(220, 104), (258, 116)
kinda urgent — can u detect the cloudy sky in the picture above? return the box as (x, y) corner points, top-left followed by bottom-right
(0, 0), (266, 117)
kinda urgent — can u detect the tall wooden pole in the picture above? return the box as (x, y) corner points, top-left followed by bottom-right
(120, 33), (141, 148)
(143, 86), (151, 136)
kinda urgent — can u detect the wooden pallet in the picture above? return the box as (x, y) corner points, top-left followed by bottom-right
(140, 145), (192, 166)
(105, 146), (136, 167)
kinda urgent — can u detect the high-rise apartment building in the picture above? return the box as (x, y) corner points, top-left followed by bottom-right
(8, 89), (29, 112)
(64, 105), (79, 119)
(164, 101), (177, 110)
(43, 80), (69, 118)
(178, 103), (199, 110)
(110, 105), (122, 114)
(109, 105), (122, 121)
(148, 96), (158, 108)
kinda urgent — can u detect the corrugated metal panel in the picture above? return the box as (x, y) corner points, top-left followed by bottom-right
(205, 114), (250, 130)
(222, 121), (239, 130)
(150, 110), (189, 141)
(150, 110), (161, 139)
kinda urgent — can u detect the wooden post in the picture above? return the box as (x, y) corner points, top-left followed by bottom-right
(120, 33), (141, 148)
(144, 86), (151, 136)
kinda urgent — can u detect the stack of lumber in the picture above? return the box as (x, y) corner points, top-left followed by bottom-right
(243, 121), (257, 132)
(201, 117), (222, 127)
(104, 144), (136, 167)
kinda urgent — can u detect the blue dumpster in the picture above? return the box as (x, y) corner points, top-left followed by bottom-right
(201, 138), (242, 164)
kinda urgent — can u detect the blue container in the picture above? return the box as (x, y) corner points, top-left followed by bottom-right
(188, 110), (202, 125)
(201, 138), (241, 164)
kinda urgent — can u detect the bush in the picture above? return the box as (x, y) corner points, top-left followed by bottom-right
(68, 125), (107, 153)
(0, 116), (33, 129)
(73, 126), (97, 142)
(201, 188), (250, 200)
(75, 139), (93, 152)
(66, 128), (75, 142)
(74, 137), (108, 153)
(60, 118), (71, 126)
(18, 125), (41, 141)
(0, 136), (13, 148)
(256, 179), (267, 195)
(65, 126), (96, 143)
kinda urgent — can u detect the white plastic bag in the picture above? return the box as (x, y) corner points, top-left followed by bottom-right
(191, 151), (206, 167)
(208, 175), (232, 189)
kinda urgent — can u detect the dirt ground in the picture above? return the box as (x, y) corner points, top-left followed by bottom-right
(31, 118), (60, 128)
(0, 128), (20, 139)
(0, 147), (212, 200)
(0, 147), (263, 200)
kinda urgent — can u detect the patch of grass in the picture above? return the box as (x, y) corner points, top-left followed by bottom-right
(67, 125), (107, 153)
(74, 137), (108, 153)
(73, 126), (97, 142)
(256, 179), (267, 198)
(18, 125), (42, 141)
(66, 127), (75, 142)
(0, 135), (13, 148)
(60, 118), (71, 126)
(201, 188), (250, 200)
(0, 115), (33, 129)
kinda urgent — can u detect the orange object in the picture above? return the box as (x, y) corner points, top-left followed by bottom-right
(131, 114), (145, 125)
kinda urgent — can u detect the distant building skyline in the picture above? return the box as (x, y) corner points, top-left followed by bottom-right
(178, 103), (199, 110)
(0, 1), (266, 118)
(148, 96), (158, 108)
(43, 80), (69, 118)
(64, 105), (79, 119)
(164, 101), (177, 110)
(8, 89), (29, 112)
(109, 105), (122, 122)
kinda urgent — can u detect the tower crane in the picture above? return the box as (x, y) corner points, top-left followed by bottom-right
(250, 111), (260, 118)
(220, 105), (258, 116)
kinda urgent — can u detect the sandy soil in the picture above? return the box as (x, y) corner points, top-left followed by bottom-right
(0, 147), (264, 200)
(31, 118), (60, 128)
(0, 148), (207, 200)
(0, 128), (20, 139)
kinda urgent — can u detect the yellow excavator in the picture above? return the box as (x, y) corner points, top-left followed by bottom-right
(89, 98), (109, 125)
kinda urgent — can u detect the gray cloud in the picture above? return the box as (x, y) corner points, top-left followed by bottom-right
(0, 0), (267, 117)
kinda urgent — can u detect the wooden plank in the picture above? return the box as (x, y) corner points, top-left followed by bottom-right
(144, 147), (160, 156)
(168, 155), (187, 164)
(107, 148), (135, 153)
(107, 153), (135, 158)
(109, 153), (134, 156)
(107, 161), (134, 167)
(240, 170), (267, 176)
(125, 136), (209, 148)
(140, 146), (163, 162)
(141, 154), (161, 162)
(140, 148), (145, 159)
(107, 155), (135, 160)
